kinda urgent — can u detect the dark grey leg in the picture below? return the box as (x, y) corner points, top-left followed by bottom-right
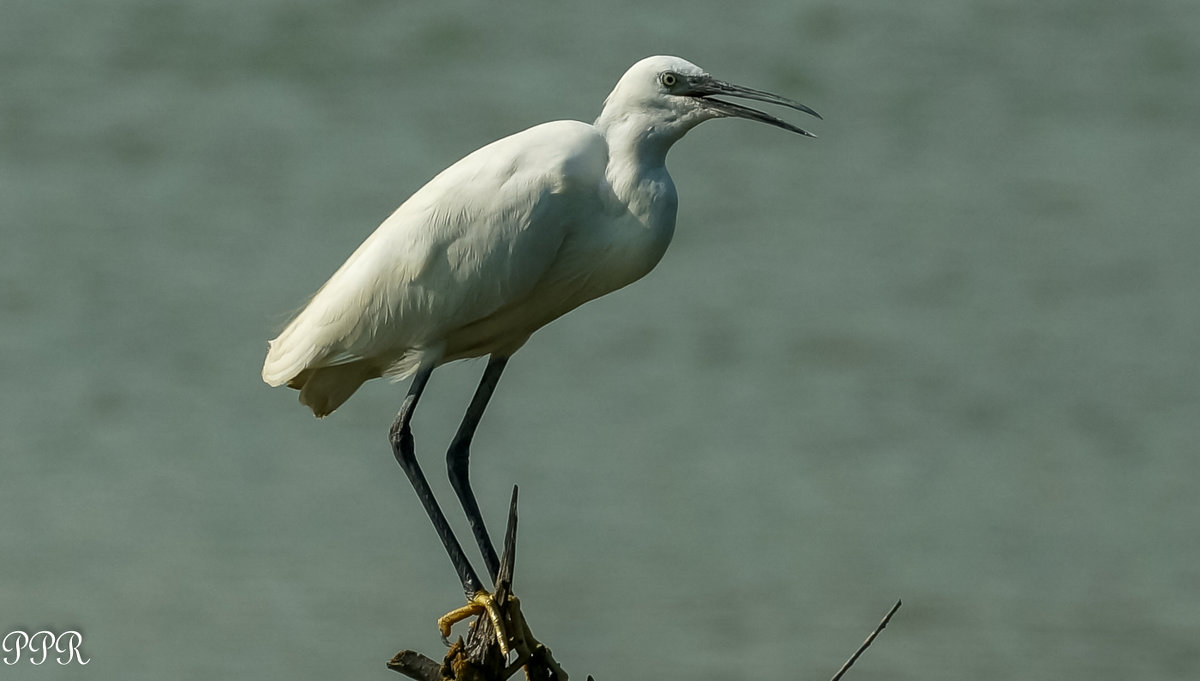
(390, 363), (484, 597)
(447, 354), (508, 581)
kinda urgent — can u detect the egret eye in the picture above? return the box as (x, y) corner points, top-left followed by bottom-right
(659, 72), (678, 88)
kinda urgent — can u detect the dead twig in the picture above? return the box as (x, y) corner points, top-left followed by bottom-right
(830, 599), (902, 681)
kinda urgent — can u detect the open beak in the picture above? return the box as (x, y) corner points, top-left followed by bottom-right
(682, 75), (822, 137)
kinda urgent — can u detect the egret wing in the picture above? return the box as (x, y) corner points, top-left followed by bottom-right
(262, 121), (607, 389)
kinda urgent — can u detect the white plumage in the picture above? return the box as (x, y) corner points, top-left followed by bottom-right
(263, 55), (818, 416)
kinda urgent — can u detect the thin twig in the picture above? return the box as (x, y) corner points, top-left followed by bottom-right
(829, 599), (901, 681)
(458, 486), (520, 667)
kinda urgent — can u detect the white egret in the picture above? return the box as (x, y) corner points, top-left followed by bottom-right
(262, 55), (819, 642)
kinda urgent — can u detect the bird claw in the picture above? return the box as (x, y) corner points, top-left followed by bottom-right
(437, 590), (513, 659)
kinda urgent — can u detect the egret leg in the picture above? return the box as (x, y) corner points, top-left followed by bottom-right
(446, 354), (508, 582)
(389, 363), (511, 655)
(389, 363), (484, 597)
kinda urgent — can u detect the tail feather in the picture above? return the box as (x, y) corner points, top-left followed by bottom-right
(262, 317), (377, 416)
(263, 309), (427, 416)
(261, 330), (319, 388)
(292, 362), (380, 417)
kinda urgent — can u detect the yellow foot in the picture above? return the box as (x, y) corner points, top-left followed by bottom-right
(437, 590), (511, 658)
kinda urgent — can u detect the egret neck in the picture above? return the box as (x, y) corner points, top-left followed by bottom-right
(592, 110), (710, 281)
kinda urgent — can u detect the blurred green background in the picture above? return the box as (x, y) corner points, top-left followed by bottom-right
(2, 1), (1197, 679)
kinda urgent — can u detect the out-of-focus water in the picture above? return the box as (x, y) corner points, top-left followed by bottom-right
(3, 1), (1198, 679)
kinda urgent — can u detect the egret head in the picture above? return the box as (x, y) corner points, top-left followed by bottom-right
(596, 55), (821, 151)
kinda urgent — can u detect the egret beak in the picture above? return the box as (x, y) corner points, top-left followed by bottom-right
(683, 75), (822, 137)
